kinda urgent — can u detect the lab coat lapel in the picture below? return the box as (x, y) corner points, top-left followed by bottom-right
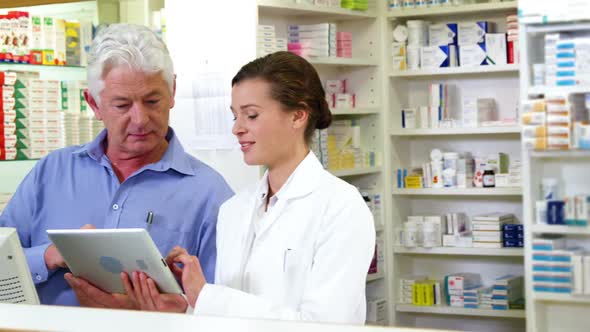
(254, 152), (324, 238)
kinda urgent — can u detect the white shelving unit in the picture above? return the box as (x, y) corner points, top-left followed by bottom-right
(255, 1), (389, 325)
(392, 126), (521, 136)
(395, 304), (525, 319)
(332, 107), (381, 115)
(0, 1), (98, 194)
(387, 1), (524, 331)
(309, 56), (379, 66)
(393, 246), (524, 257)
(258, 0), (377, 19)
(392, 187), (522, 196)
(390, 64), (519, 78)
(387, 1), (518, 19)
(331, 166), (382, 178)
(531, 225), (590, 236)
(519, 2), (590, 330)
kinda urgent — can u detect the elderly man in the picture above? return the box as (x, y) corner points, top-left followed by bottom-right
(0, 23), (233, 308)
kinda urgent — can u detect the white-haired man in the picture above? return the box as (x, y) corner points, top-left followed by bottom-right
(0, 24), (233, 308)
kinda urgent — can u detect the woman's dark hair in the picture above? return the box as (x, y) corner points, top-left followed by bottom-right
(231, 51), (332, 144)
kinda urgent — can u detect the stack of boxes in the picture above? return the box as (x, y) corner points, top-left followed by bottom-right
(423, 22), (457, 69)
(327, 119), (360, 169)
(1, 72), (19, 160)
(288, 23), (337, 58)
(0, 11), (92, 66)
(310, 122), (376, 171)
(471, 213), (516, 248)
(522, 95), (574, 151)
(502, 223), (524, 248)
(1, 71), (100, 160)
(506, 14), (519, 64)
(532, 237), (582, 294)
(463, 285), (492, 309)
(325, 79), (355, 109)
(411, 279), (443, 306)
(400, 83), (452, 130)
(458, 21), (493, 67)
(521, 98), (548, 150)
(543, 33), (590, 87)
(256, 25), (287, 58)
(445, 273), (482, 308)
(366, 298), (388, 326)
(399, 275), (427, 304)
(15, 78), (65, 159)
(336, 32), (352, 58)
(492, 275), (524, 310)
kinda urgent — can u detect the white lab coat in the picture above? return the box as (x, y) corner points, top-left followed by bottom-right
(194, 152), (376, 324)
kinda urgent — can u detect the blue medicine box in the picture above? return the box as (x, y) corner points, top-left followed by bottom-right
(547, 200), (566, 225)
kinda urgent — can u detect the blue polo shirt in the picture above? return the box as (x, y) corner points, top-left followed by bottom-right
(0, 128), (234, 306)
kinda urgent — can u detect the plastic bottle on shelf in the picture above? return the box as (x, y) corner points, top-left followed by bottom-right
(483, 166), (496, 188)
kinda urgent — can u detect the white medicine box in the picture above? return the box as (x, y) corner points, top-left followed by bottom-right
(485, 33), (507, 65)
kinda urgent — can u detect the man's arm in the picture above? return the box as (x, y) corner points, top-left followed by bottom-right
(0, 163), (55, 284)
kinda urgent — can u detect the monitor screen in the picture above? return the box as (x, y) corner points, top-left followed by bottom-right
(0, 227), (40, 305)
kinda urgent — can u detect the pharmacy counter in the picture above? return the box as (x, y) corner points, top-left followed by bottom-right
(0, 303), (455, 332)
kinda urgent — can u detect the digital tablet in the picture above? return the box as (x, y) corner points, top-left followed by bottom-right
(47, 228), (182, 294)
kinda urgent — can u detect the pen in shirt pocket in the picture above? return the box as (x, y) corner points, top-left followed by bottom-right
(146, 211), (154, 231)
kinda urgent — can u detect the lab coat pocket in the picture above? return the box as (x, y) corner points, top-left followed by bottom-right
(283, 248), (303, 274)
(283, 248), (311, 307)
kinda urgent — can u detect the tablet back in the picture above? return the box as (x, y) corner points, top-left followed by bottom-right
(47, 229), (182, 294)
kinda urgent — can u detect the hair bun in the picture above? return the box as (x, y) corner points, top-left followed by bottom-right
(315, 99), (332, 129)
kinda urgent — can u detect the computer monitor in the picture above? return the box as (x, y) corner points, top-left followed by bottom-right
(0, 227), (40, 305)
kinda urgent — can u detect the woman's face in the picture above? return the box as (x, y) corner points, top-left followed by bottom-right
(231, 78), (305, 167)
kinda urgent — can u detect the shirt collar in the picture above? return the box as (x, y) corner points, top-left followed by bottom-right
(254, 151), (324, 205)
(72, 127), (195, 176)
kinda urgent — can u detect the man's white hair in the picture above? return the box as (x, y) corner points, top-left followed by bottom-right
(87, 23), (174, 105)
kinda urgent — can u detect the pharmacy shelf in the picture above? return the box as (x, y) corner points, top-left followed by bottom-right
(525, 22), (590, 35)
(531, 225), (590, 235)
(528, 85), (590, 96)
(0, 63), (87, 81)
(257, 0), (377, 19)
(534, 293), (590, 304)
(3, 0), (81, 9)
(0, 63), (85, 71)
(330, 166), (382, 177)
(391, 127), (521, 136)
(387, 1), (518, 19)
(393, 247), (524, 257)
(389, 65), (519, 78)
(392, 188), (522, 196)
(530, 150), (590, 159)
(395, 304), (525, 319)
(367, 273), (385, 283)
(332, 107), (381, 116)
(308, 57), (378, 67)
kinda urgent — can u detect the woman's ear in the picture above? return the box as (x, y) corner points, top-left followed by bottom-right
(292, 108), (309, 130)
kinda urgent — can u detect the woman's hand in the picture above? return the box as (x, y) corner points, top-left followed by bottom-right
(166, 246), (207, 307)
(122, 246), (207, 313)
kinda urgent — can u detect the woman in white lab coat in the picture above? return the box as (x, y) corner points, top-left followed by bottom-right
(124, 51), (376, 324)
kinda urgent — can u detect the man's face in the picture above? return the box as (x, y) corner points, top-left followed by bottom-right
(86, 67), (175, 159)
